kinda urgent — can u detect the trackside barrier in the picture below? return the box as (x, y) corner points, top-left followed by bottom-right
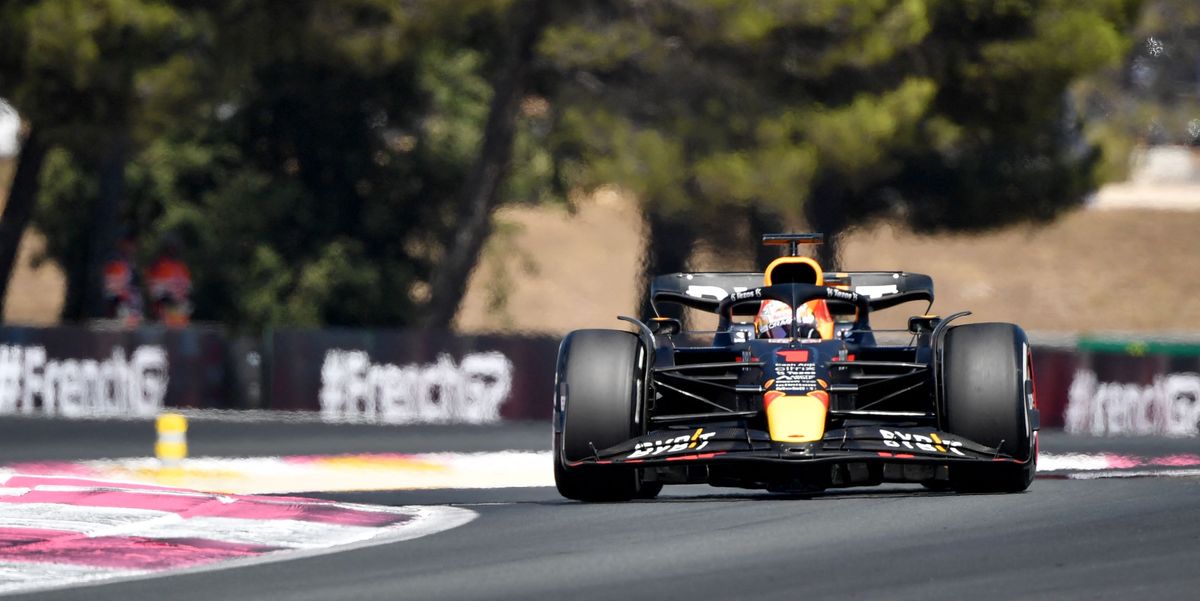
(266, 329), (559, 423)
(0, 324), (232, 417)
(1029, 347), (1077, 430)
(0, 324), (559, 423)
(1054, 338), (1200, 437)
(0, 324), (1195, 435)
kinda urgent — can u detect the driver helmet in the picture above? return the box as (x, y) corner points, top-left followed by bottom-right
(754, 300), (819, 339)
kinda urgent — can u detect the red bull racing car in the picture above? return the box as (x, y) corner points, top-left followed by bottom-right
(553, 234), (1039, 501)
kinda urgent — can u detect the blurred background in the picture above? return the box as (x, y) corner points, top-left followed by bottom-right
(0, 0), (1197, 434)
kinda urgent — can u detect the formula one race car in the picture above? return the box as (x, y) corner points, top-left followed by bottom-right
(553, 234), (1038, 501)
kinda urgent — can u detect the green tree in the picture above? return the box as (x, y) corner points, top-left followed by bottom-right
(536, 0), (1141, 317)
(2, 0), (1146, 333)
(188, 0), (558, 330)
(0, 0), (208, 320)
(122, 0), (494, 329)
(1073, 0), (1200, 181)
(423, 0), (552, 327)
(6, 0), (558, 332)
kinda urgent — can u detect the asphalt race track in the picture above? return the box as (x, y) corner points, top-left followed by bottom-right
(2, 416), (1198, 601)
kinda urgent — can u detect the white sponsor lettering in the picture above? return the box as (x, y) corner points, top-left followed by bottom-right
(628, 430), (716, 459)
(318, 350), (514, 424)
(855, 285), (898, 299)
(685, 285), (729, 301)
(825, 288), (857, 302)
(729, 289), (762, 302)
(1064, 369), (1200, 436)
(880, 429), (965, 456)
(0, 345), (169, 417)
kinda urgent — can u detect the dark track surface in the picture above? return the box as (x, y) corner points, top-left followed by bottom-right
(3, 417), (1198, 601)
(0, 415), (549, 460)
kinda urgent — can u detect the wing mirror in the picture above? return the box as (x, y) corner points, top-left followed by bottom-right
(907, 315), (941, 334)
(649, 317), (683, 335)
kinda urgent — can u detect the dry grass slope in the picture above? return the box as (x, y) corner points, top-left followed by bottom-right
(457, 195), (1200, 336)
(0, 158), (65, 325)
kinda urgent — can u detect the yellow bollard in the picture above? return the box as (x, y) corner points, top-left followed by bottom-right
(155, 413), (188, 469)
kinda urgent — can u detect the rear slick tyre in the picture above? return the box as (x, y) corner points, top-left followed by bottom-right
(941, 323), (1036, 493)
(553, 329), (657, 502)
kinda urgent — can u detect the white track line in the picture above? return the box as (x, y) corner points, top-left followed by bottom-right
(0, 562), (147, 592)
(1066, 468), (1200, 480)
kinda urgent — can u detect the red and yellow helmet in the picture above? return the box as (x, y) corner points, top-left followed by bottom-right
(753, 299), (835, 340)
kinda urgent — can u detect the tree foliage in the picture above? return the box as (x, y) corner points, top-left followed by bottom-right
(539, 0), (1141, 276)
(1072, 0), (1200, 181)
(0, 0), (1148, 331)
(4, 0), (557, 331)
(0, 0), (207, 318)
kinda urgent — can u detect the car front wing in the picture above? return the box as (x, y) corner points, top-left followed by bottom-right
(565, 425), (1028, 468)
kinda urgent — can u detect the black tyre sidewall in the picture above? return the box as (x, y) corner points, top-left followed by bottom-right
(942, 323), (1035, 492)
(558, 329), (642, 462)
(553, 329), (649, 501)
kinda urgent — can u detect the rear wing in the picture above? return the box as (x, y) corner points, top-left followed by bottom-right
(650, 271), (934, 316)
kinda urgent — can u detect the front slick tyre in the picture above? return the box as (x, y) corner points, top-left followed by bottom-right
(942, 323), (1036, 494)
(553, 329), (657, 502)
